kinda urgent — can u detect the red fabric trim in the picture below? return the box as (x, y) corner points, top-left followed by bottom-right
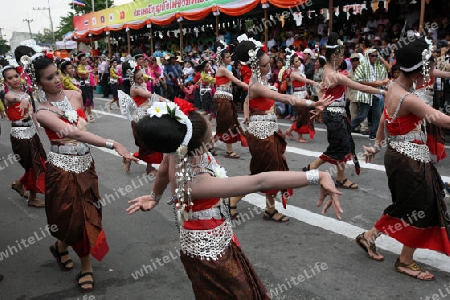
(215, 133), (241, 144)
(133, 151), (163, 164)
(375, 214), (450, 256)
(291, 122), (315, 138)
(427, 134), (447, 163)
(183, 218), (225, 230)
(90, 229), (109, 262)
(319, 153), (352, 165)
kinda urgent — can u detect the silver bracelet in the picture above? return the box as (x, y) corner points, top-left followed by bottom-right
(305, 100), (312, 107)
(150, 191), (162, 203)
(379, 89), (385, 95)
(305, 170), (320, 185)
(374, 144), (381, 153)
(105, 139), (115, 149)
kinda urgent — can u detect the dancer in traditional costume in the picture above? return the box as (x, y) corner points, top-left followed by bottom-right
(126, 98), (343, 299)
(119, 62), (169, 175)
(284, 51), (320, 143)
(3, 63), (46, 207)
(28, 54), (136, 292)
(302, 33), (387, 190)
(213, 41), (248, 159)
(359, 35), (450, 280)
(228, 35), (334, 222)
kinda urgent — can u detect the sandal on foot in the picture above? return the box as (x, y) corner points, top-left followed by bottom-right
(50, 242), (74, 271)
(28, 198), (45, 208)
(284, 130), (295, 141)
(263, 209), (289, 222)
(11, 182), (29, 199)
(76, 271), (95, 293)
(395, 258), (435, 281)
(355, 233), (384, 262)
(335, 179), (358, 189)
(225, 151), (240, 159)
(302, 164), (310, 172)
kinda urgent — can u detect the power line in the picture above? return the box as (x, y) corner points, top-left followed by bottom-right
(33, 0), (55, 45)
(23, 19), (34, 39)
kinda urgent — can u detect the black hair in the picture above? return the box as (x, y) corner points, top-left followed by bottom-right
(215, 42), (230, 60)
(14, 46), (36, 65)
(290, 53), (298, 65)
(234, 40), (265, 64)
(317, 56), (327, 68)
(136, 111), (209, 155)
(325, 32), (342, 62)
(2, 66), (18, 78)
(60, 60), (72, 75)
(393, 36), (430, 76)
(131, 48), (143, 59)
(32, 56), (55, 83)
(77, 52), (86, 59)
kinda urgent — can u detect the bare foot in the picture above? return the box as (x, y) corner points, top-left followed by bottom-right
(28, 198), (45, 208)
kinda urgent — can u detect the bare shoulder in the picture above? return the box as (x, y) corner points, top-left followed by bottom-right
(65, 90), (83, 109)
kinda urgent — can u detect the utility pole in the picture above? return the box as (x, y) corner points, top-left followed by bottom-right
(23, 19), (34, 39)
(33, 0), (55, 45)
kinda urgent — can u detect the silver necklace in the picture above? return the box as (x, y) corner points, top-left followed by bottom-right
(394, 79), (413, 92)
(50, 92), (73, 112)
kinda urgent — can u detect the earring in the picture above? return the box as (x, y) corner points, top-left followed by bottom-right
(33, 86), (47, 103)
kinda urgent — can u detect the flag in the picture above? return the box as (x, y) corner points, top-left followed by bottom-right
(73, 0), (86, 7)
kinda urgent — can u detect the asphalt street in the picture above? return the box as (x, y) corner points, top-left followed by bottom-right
(0, 94), (449, 300)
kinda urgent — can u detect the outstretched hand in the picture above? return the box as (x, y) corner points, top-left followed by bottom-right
(315, 95), (334, 108)
(18, 99), (30, 117)
(362, 145), (377, 163)
(115, 144), (139, 162)
(316, 172), (343, 220)
(127, 195), (158, 214)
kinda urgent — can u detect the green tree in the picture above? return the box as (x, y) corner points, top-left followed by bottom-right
(35, 29), (54, 46)
(55, 13), (75, 41)
(0, 36), (10, 55)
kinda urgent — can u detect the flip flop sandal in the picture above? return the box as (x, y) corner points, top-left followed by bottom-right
(394, 258), (435, 281)
(225, 151), (240, 159)
(263, 209), (289, 222)
(335, 179), (358, 189)
(76, 271), (95, 292)
(50, 242), (74, 271)
(355, 232), (384, 262)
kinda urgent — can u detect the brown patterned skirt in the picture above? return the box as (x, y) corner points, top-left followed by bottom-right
(180, 240), (269, 300)
(214, 95), (243, 144)
(10, 133), (46, 193)
(45, 159), (108, 261)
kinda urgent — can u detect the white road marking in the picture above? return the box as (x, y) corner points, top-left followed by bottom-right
(243, 193), (450, 273)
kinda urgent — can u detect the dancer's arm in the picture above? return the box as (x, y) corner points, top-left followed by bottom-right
(216, 67), (248, 89)
(131, 86), (168, 102)
(334, 72), (385, 95)
(290, 72), (319, 87)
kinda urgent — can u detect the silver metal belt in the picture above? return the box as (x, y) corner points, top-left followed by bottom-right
(216, 86), (232, 93)
(180, 220), (233, 261)
(48, 152), (93, 173)
(389, 141), (431, 163)
(294, 86), (307, 91)
(326, 107), (346, 115)
(213, 90), (233, 101)
(50, 143), (90, 156)
(191, 207), (222, 220)
(248, 120), (278, 139)
(10, 126), (36, 139)
(389, 132), (427, 144)
(329, 101), (346, 107)
(250, 114), (277, 122)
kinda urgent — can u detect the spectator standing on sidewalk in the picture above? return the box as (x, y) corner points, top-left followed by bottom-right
(351, 48), (389, 139)
(346, 53), (365, 132)
(99, 56), (110, 98)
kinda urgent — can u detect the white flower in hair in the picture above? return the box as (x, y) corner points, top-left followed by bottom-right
(147, 102), (168, 118)
(65, 110), (78, 124)
(237, 33), (249, 43)
(248, 49), (256, 58)
(337, 39), (343, 46)
(129, 60), (137, 69)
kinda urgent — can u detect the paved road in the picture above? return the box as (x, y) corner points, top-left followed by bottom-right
(1, 95), (450, 300)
